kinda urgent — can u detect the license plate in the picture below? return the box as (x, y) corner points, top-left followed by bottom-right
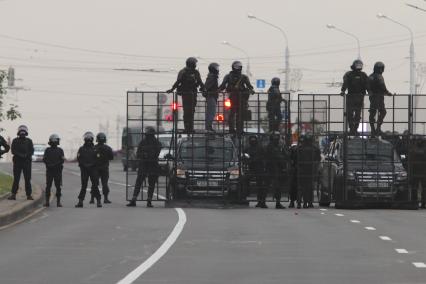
(367, 182), (389, 188)
(197, 180), (219, 187)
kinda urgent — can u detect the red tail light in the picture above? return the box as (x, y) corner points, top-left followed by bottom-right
(216, 114), (224, 122)
(224, 98), (231, 109)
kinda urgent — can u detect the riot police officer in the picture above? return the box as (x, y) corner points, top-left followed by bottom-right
(8, 125), (34, 200)
(92, 132), (114, 204)
(341, 60), (370, 136)
(127, 126), (162, 208)
(0, 134), (10, 159)
(167, 57), (205, 133)
(204, 62), (220, 132)
(288, 143), (298, 208)
(297, 133), (321, 208)
(267, 77), (283, 132)
(408, 136), (426, 208)
(75, 132), (102, 208)
(243, 135), (267, 208)
(265, 132), (286, 209)
(368, 61), (392, 136)
(219, 61), (254, 134)
(43, 134), (65, 207)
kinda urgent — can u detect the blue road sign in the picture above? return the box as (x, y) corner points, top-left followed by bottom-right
(256, 79), (266, 89)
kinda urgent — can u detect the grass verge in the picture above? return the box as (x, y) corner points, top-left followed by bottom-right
(0, 172), (12, 196)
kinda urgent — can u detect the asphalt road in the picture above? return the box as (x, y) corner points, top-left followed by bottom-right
(0, 161), (426, 284)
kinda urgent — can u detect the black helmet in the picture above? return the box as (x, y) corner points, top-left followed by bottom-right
(304, 132), (314, 143)
(186, 57), (198, 69)
(351, 59), (363, 71)
(373, 61), (385, 74)
(96, 132), (107, 143)
(48, 134), (60, 145)
(208, 62), (219, 74)
(270, 131), (280, 144)
(83, 131), (95, 143)
(232, 61), (243, 73)
(271, 77), (280, 86)
(17, 125), (28, 136)
(145, 126), (156, 136)
(248, 135), (258, 146)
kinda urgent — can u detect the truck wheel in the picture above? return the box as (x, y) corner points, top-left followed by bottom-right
(318, 184), (331, 207)
(123, 165), (128, 172)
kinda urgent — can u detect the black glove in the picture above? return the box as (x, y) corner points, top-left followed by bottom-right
(166, 89), (173, 94)
(340, 91), (345, 96)
(249, 89), (255, 95)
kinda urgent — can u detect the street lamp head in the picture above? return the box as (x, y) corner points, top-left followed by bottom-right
(377, 13), (387, 19)
(247, 13), (256, 19)
(326, 24), (336, 29)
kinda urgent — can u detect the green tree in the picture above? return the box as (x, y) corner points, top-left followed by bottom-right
(0, 70), (21, 125)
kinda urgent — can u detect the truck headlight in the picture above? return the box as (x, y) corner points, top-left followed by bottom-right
(176, 168), (186, 178)
(396, 172), (408, 181)
(347, 172), (355, 181)
(229, 168), (239, 179)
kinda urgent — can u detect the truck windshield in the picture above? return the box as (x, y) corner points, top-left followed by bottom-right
(347, 140), (396, 161)
(179, 139), (234, 162)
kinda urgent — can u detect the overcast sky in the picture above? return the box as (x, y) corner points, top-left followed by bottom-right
(0, 0), (424, 155)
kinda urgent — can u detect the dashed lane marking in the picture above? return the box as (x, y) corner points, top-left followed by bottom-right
(379, 236), (392, 241)
(320, 212), (325, 215)
(395, 249), (409, 254)
(335, 213), (344, 217)
(319, 209), (328, 211)
(365, 227), (376, 231)
(413, 262), (426, 268)
(350, 220), (361, 223)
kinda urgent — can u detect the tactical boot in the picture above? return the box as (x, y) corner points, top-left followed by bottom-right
(89, 195), (95, 204)
(308, 203), (314, 208)
(297, 203), (301, 209)
(7, 194), (16, 200)
(255, 202), (262, 208)
(75, 200), (84, 208)
(421, 203), (426, 209)
(275, 202), (286, 209)
(57, 197), (62, 207)
(376, 124), (382, 136)
(44, 201), (50, 207)
(96, 197), (102, 208)
(126, 199), (136, 207)
(104, 195), (111, 204)
(27, 195), (34, 200)
(260, 202), (268, 209)
(289, 201), (295, 208)
(147, 200), (153, 208)
(303, 203), (309, 209)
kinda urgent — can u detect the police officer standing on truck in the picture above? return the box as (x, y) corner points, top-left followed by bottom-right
(340, 59), (370, 136)
(244, 135), (267, 208)
(43, 134), (65, 207)
(265, 132), (286, 209)
(219, 61), (254, 134)
(204, 62), (220, 132)
(267, 77), (283, 132)
(93, 132), (114, 204)
(127, 126), (162, 208)
(368, 61), (393, 136)
(297, 133), (321, 208)
(167, 57), (205, 134)
(8, 125), (34, 200)
(75, 132), (102, 208)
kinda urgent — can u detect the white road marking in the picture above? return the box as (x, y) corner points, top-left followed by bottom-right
(350, 220), (360, 223)
(395, 249), (409, 254)
(319, 209), (328, 211)
(379, 236), (392, 241)
(335, 213), (344, 217)
(413, 262), (426, 268)
(116, 208), (187, 284)
(365, 227), (376, 231)
(320, 212), (325, 215)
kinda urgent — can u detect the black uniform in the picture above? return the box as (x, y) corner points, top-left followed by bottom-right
(0, 135), (10, 158)
(368, 70), (391, 134)
(296, 140), (321, 207)
(94, 143), (113, 201)
(204, 72), (219, 131)
(244, 139), (266, 204)
(43, 146), (65, 202)
(265, 139), (287, 206)
(267, 85), (283, 132)
(341, 70), (370, 134)
(11, 136), (34, 197)
(219, 71), (254, 134)
(289, 144), (298, 207)
(409, 138), (426, 206)
(77, 142), (101, 202)
(131, 135), (162, 203)
(171, 67), (204, 132)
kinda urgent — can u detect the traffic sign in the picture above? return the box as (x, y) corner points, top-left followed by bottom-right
(256, 79), (266, 89)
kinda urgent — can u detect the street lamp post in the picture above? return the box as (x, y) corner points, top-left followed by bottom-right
(248, 13), (290, 92)
(221, 41), (252, 78)
(326, 24), (361, 60)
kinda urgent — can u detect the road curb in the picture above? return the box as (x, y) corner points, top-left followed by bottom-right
(0, 184), (44, 229)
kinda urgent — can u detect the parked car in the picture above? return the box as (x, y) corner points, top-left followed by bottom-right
(167, 134), (242, 200)
(32, 144), (47, 162)
(318, 137), (409, 207)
